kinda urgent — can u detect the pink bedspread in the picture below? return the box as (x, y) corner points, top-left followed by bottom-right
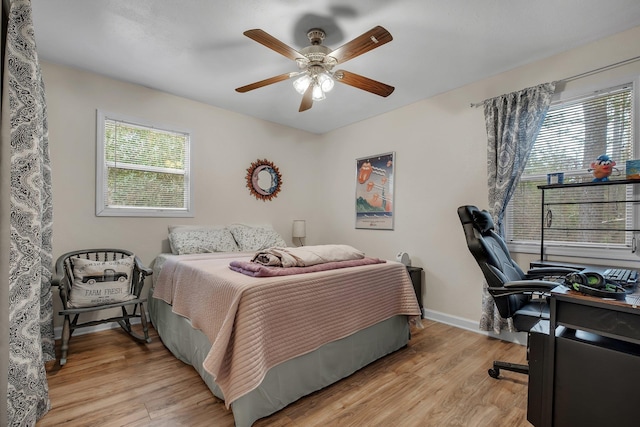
(229, 256), (385, 277)
(152, 252), (421, 408)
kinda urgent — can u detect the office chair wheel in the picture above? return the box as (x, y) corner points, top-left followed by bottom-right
(488, 368), (500, 379)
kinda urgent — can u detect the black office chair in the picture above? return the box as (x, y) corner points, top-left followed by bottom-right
(457, 205), (577, 378)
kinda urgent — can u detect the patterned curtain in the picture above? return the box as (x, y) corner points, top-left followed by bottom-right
(3, 0), (55, 424)
(479, 82), (555, 333)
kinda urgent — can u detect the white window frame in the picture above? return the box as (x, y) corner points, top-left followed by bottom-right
(506, 75), (640, 263)
(96, 110), (193, 217)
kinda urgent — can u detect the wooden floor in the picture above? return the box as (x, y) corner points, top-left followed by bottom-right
(38, 320), (531, 427)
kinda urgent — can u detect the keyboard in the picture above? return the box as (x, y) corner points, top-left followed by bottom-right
(603, 268), (638, 286)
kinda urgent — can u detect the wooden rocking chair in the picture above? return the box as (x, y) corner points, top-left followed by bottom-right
(51, 248), (153, 365)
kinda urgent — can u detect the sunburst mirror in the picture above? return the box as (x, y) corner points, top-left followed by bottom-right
(246, 159), (282, 201)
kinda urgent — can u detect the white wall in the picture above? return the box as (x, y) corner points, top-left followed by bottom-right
(314, 26), (640, 323)
(43, 62), (324, 326)
(44, 25), (640, 329)
(45, 63), (324, 263)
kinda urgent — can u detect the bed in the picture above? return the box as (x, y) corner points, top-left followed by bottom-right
(148, 225), (421, 426)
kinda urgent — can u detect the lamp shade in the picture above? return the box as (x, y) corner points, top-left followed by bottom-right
(293, 75), (311, 95)
(292, 220), (306, 238)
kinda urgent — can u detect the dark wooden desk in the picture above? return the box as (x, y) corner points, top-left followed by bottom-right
(531, 286), (640, 427)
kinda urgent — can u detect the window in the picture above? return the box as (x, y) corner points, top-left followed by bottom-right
(507, 81), (638, 258)
(96, 111), (192, 217)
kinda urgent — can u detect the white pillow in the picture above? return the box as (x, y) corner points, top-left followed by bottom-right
(168, 224), (222, 233)
(227, 224), (287, 251)
(168, 227), (239, 255)
(68, 255), (136, 308)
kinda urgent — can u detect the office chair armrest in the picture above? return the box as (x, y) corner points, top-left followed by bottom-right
(504, 279), (560, 289)
(525, 267), (580, 279)
(489, 279), (561, 297)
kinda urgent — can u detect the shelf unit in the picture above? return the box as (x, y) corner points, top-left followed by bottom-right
(537, 179), (640, 260)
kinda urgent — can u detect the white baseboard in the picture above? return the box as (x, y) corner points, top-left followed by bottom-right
(423, 308), (528, 346)
(54, 310), (527, 347)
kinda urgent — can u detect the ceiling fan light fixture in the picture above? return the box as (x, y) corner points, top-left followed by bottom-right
(317, 72), (334, 92)
(294, 71), (333, 100)
(293, 75), (312, 95)
(312, 84), (326, 101)
(237, 26), (394, 112)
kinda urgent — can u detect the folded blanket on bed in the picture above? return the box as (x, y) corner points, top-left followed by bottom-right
(230, 256), (385, 277)
(251, 244), (364, 267)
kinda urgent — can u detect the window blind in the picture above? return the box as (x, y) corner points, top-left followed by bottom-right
(103, 117), (190, 210)
(507, 83), (634, 248)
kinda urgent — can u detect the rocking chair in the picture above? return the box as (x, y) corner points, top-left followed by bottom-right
(51, 248), (153, 365)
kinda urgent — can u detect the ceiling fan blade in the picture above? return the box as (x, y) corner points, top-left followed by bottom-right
(243, 29), (307, 61)
(299, 84), (314, 112)
(334, 70), (394, 97)
(236, 72), (301, 93)
(328, 26), (392, 64)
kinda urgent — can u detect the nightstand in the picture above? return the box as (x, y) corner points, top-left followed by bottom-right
(406, 266), (423, 317)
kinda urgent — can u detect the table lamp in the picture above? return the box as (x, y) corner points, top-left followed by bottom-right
(292, 220), (306, 246)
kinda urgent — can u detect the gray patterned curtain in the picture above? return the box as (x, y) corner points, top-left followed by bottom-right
(479, 82), (555, 333)
(2, 0), (55, 424)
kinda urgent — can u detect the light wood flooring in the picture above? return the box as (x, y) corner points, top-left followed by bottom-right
(38, 320), (531, 427)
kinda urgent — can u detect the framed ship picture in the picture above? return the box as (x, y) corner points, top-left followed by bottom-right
(355, 152), (395, 230)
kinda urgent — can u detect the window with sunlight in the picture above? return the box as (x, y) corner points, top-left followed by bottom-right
(96, 111), (192, 217)
(507, 82), (637, 257)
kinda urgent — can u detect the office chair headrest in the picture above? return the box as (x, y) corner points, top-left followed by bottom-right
(458, 205), (495, 234)
(472, 209), (495, 234)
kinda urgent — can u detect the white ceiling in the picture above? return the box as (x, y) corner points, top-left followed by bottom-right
(32, 0), (640, 134)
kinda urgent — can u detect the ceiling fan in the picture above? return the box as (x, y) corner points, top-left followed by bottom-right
(235, 26), (394, 112)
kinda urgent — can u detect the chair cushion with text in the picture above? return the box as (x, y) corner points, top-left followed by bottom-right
(68, 255), (136, 308)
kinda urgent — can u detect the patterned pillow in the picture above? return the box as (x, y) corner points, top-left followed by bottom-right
(228, 224), (287, 251)
(169, 228), (239, 255)
(68, 255), (136, 308)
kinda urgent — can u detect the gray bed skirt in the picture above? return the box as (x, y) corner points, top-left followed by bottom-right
(148, 287), (411, 426)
